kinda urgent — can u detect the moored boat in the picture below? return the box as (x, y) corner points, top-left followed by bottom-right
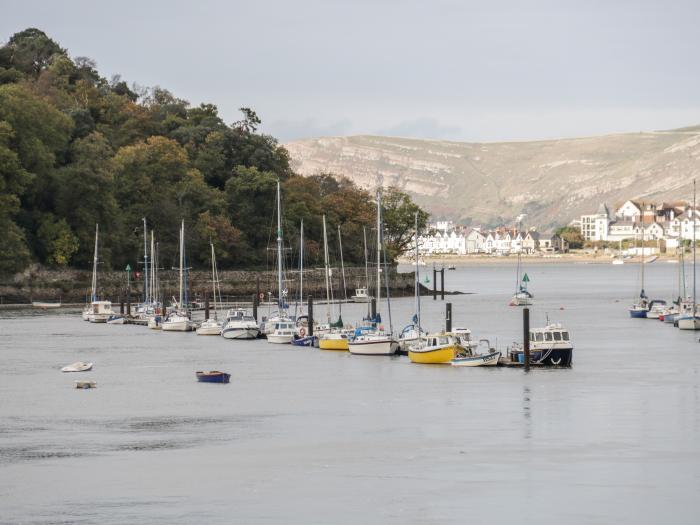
(61, 361), (93, 372)
(645, 300), (667, 319)
(408, 333), (461, 364)
(106, 314), (126, 324)
(162, 312), (196, 332)
(88, 300), (115, 323)
(222, 309), (260, 339)
(348, 332), (395, 355)
(350, 287), (370, 303)
(32, 301), (61, 309)
(196, 371), (230, 383)
(319, 331), (350, 351)
(196, 319), (223, 335)
(267, 319), (295, 344)
(509, 323), (573, 366)
(75, 380), (96, 389)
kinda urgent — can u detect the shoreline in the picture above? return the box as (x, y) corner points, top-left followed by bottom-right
(397, 253), (677, 266)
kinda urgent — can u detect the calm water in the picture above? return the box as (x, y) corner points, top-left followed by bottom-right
(1, 262), (699, 524)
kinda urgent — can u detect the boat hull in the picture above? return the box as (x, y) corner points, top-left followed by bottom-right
(267, 333), (292, 344)
(196, 371), (230, 383)
(196, 326), (222, 335)
(677, 316), (700, 330)
(408, 345), (456, 364)
(452, 351), (501, 367)
(629, 309), (647, 318)
(515, 348), (573, 367)
(162, 320), (195, 332)
(88, 313), (110, 323)
(319, 337), (349, 351)
(292, 336), (317, 347)
(222, 327), (260, 339)
(348, 339), (394, 355)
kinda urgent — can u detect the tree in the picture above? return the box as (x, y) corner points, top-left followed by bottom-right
(233, 107), (261, 133)
(37, 216), (79, 266)
(555, 226), (584, 249)
(0, 28), (65, 76)
(382, 186), (430, 261)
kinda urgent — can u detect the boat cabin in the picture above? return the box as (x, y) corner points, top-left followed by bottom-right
(528, 324), (573, 350)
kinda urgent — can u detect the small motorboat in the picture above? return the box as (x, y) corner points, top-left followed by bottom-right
(292, 335), (317, 347)
(196, 319), (223, 335)
(75, 380), (96, 389)
(408, 333), (461, 364)
(447, 264), (456, 270)
(107, 314), (126, 324)
(451, 339), (501, 367)
(61, 361), (93, 372)
(32, 301), (61, 309)
(350, 287), (370, 303)
(196, 370), (231, 383)
(645, 300), (667, 319)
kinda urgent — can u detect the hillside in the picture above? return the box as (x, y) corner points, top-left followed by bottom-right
(285, 129), (700, 228)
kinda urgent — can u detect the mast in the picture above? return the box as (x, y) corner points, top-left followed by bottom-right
(143, 218), (149, 304)
(338, 225), (348, 303)
(149, 230), (155, 308)
(693, 180), (697, 317)
(415, 212), (421, 330)
(179, 220), (184, 309)
(376, 190), (382, 311)
(91, 223), (99, 302)
(276, 180), (284, 311)
(363, 226), (370, 317)
(641, 204), (645, 297)
(322, 215), (332, 323)
(210, 242), (217, 320)
(299, 219), (304, 309)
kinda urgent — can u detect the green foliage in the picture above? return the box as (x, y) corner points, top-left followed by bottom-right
(555, 226), (584, 249)
(37, 216), (79, 266)
(382, 187), (430, 260)
(0, 28), (427, 274)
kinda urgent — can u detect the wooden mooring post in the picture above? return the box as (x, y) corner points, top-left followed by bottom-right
(523, 307), (530, 371)
(445, 302), (452, 332)
(252, 293), (258, 321)
(307, 296), (314, 336)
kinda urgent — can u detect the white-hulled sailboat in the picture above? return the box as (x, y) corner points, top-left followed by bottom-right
(678, 180), (700, 330)
(266, 180), (294, 344)
(162, 220), (195, 332)
(85, 224), (115, 323)
(349, 190), (396, 356)
(197, 242), (224, 335)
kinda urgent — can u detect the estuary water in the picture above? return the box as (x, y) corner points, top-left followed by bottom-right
(1, 261), (699, 524)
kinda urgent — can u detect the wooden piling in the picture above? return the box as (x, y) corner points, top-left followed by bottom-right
(204, 294), (210, 320)
(446, 302), (452, 332)
(252, 293), (258, 321)
(307, 296), (314, 336)
(440, 268), (445, 300)
(523, 307), (530, 371)
(433, 266), (437, 300)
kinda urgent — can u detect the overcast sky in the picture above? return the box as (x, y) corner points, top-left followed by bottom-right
(3, 0), (700, 143)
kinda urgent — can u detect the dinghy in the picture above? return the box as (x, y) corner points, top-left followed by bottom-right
(75, 380), (96, 389)
(196, 371), (231, 383)
(61, 361), (93, 372)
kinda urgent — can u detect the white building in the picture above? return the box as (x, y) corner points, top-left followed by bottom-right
(580, 204), (611, 241)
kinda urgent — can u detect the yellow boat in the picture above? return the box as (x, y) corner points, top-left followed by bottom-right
(408, 334), (461, 364)
(319, 332), (350, 351)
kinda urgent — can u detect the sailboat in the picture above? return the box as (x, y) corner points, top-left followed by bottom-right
(678, 180), (700, 330)
(293, 219), (320, 346)
(85, 224), (115, 323)
(146, 233), (163, 329)
(509, 250), (533, 306)
(629, 219), (650, 318)
(197, 242), (224, 335)
(266, 180), (294, 344)
(399, 212), (425, 352)
(348, 190), (396, 356)
(162, 220), (196, 332)
(661, 248), (689, 323)
(351, 226), (372, 304)
(319, 215), (350, 350)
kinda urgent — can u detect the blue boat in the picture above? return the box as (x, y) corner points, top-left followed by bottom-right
(196, 371), (230, 383)
(292, 335), (317, 347)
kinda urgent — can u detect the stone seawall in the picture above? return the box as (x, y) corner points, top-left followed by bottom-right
(0, 266), (421, 304)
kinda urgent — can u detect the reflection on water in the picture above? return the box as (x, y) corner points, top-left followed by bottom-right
(1, 262), (700, 524)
